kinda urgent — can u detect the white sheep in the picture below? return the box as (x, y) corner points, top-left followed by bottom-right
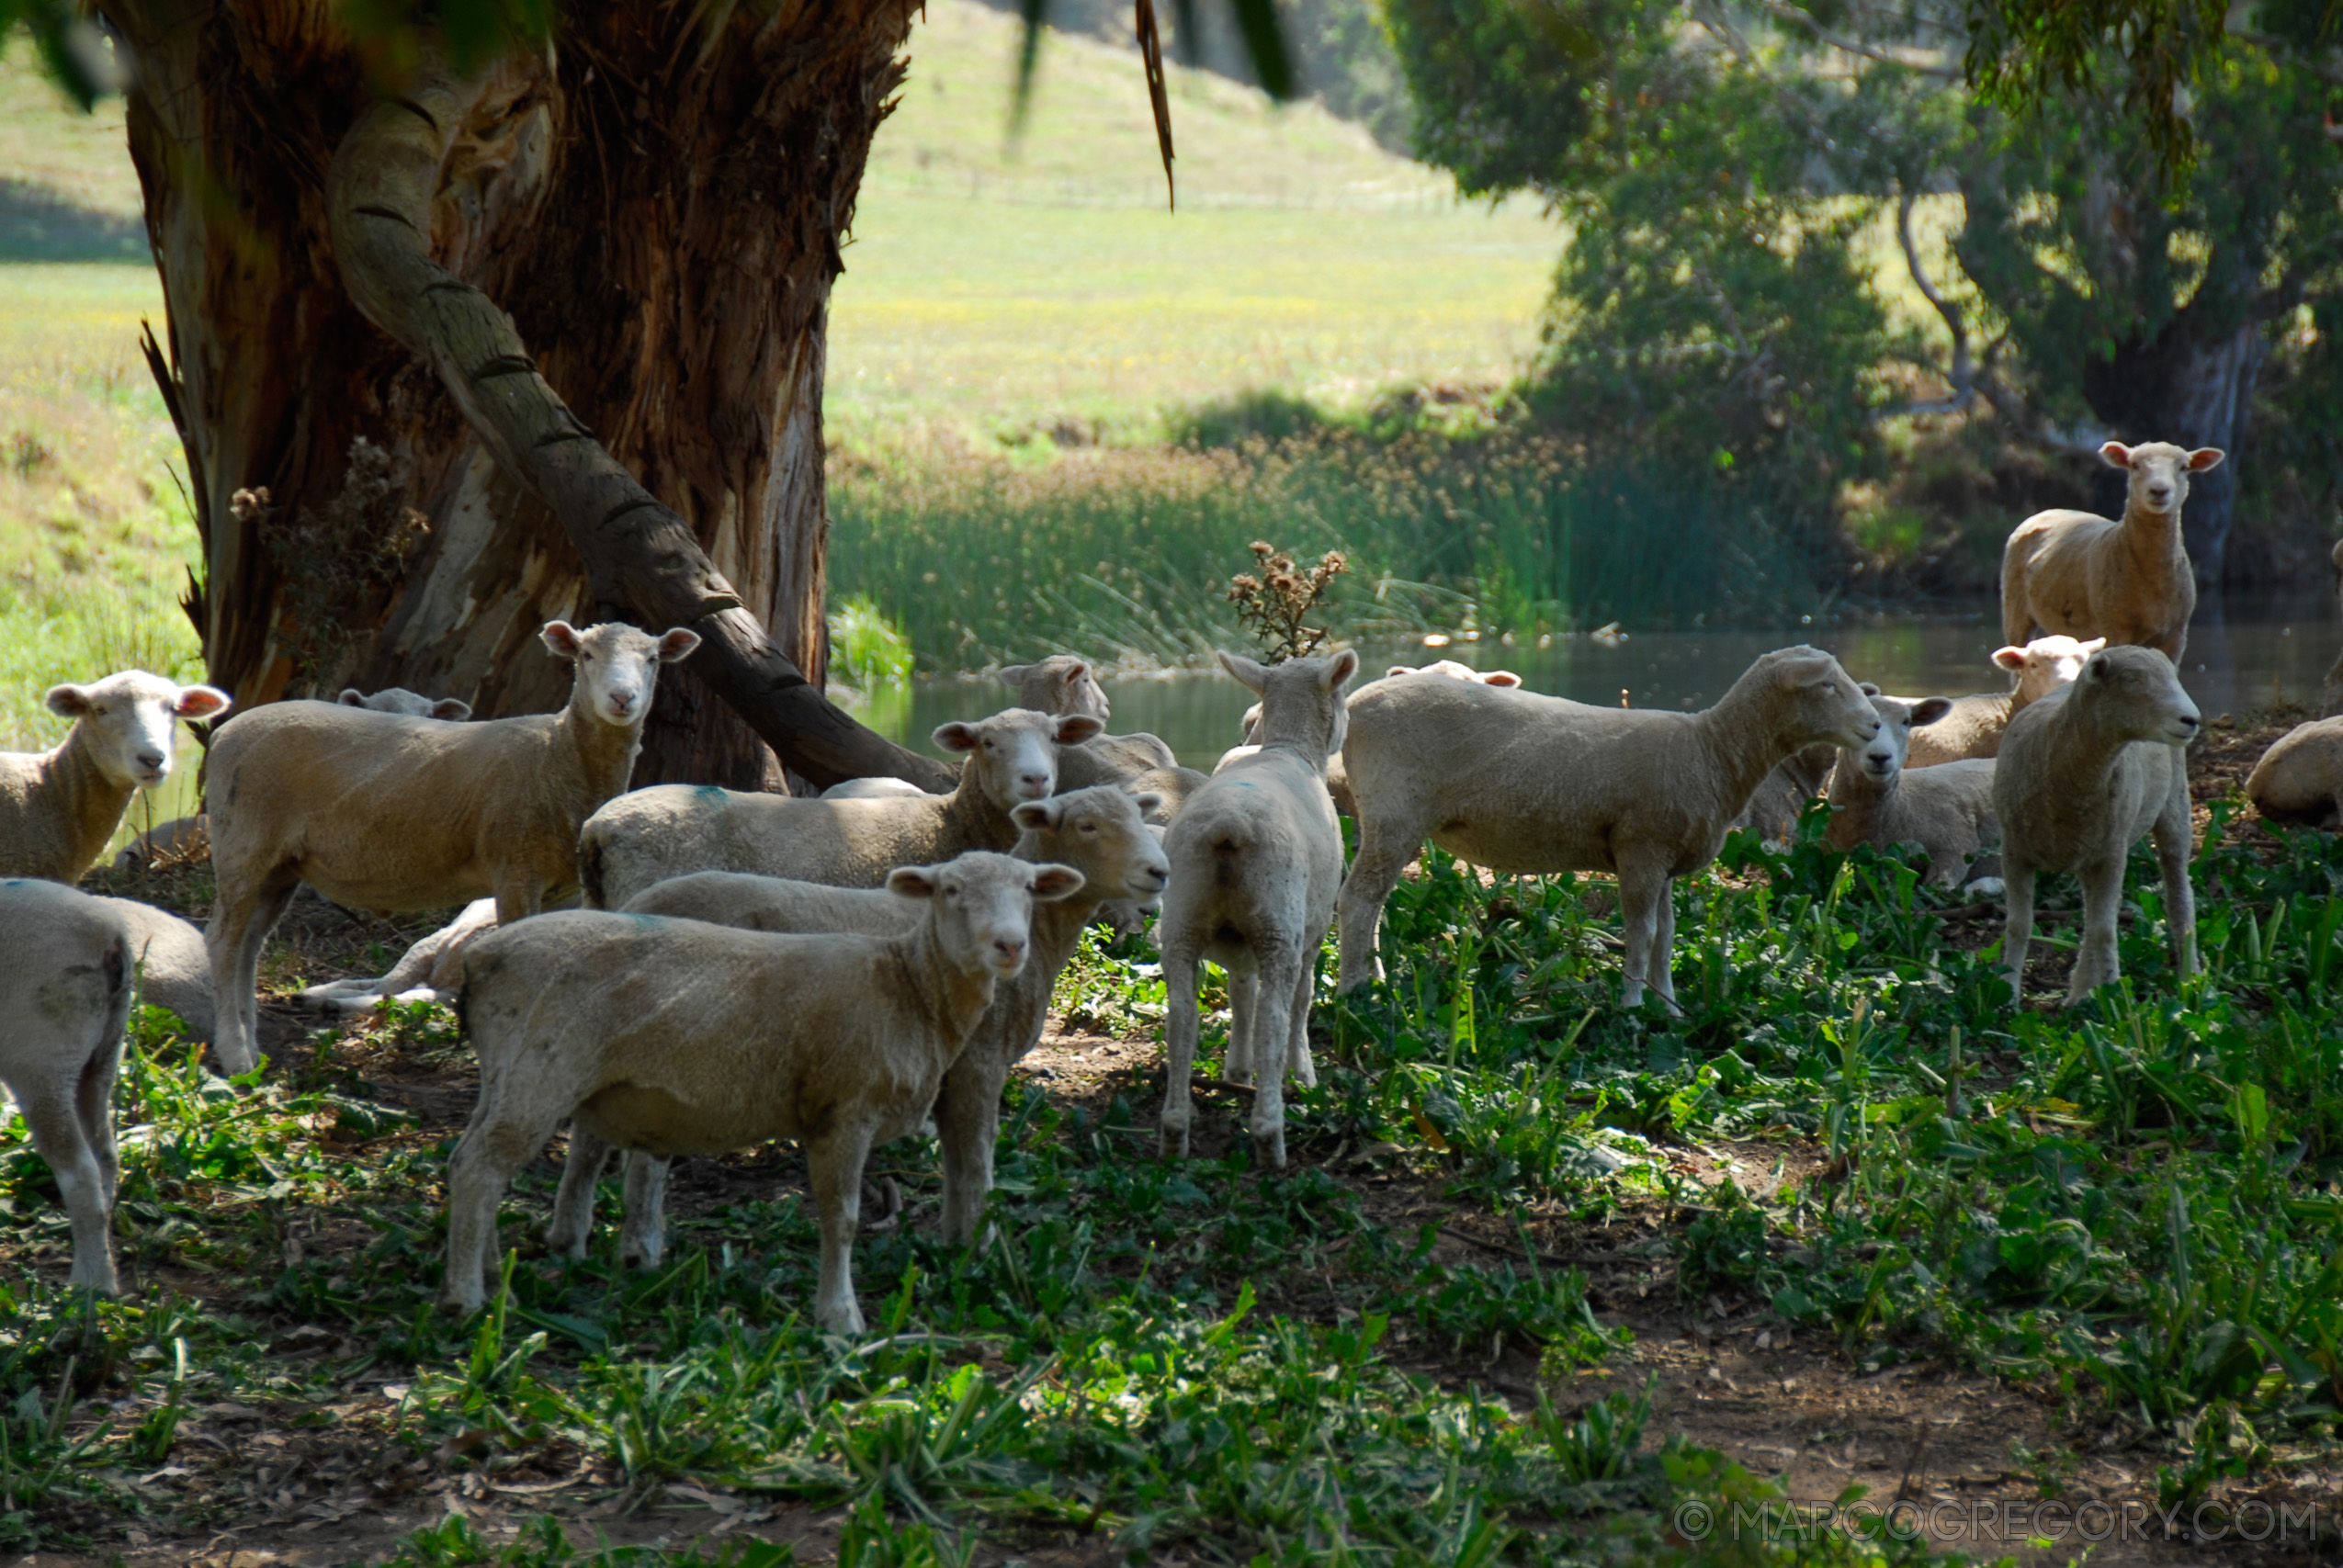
(338, 687), (473, 721)
(1994, 644), (2200, 1005)
(1903, 636), (2102, 768)
(1336, 646), (1880, 1009)
(290, 897), (501, 1014)
(1825, 689), (2000, 889)
(0, 879), (135, 1292)
(2245, 716), (2343, 828)
(205, 620), (698, 1075)
(1219, 660), (1519, 804)
(2001, 441), (2221, 661)
(446, 851), (1082, 1331)
(580, 708), (1098, 909)
(1727, 744), (1837, 850)
(1158, 649), (1358, 1168)
(1, 671), (231, 884)
(1000, 654), (1178, 791)
(602, 784), (1170, 1248)
(96, 897), (213, 1039)
(821, 777), (930, 801)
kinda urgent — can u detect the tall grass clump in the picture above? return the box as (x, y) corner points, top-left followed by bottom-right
(827, 424), (1830, 671)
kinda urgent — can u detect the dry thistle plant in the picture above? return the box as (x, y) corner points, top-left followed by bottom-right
(1227, 539), (1348, 660)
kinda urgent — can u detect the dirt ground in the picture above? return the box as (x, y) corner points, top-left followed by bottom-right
(16, 718), (2337, 1568)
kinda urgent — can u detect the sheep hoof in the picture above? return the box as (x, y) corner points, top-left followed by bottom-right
(1158, 1124), (1189, 1161)
(1251, 1128), (1286, 1169)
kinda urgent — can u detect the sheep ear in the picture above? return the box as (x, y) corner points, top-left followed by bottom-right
(1010, 799), (1057, 831)
(1323, 649), (1360, 689)
(1029, 863), (1086, 902)
(1053, 715), (1104, 746)
(1911, 696), (1955, 728)
(44, 684), (91, 718)
(1387, 665), (1413, 680)
(337, 688), (367, 706)
(2187, 446), (2225, 472)
(2086, 654), (2111, 681)
(430, 698), (473, 721)
(2081, 637), (2106, 653)
(653, 628), (701, 663)
(174, 685), (232, 720)
(886, 865), (943, 900)
(1990, 646), (2027, 671)
(1130, 791), (1165, 818)
(1217, 650), (1270, 693)
(1483, 670), (1522, 687)
(541, 621), (584, 660)
(2099, 440), (2134, 468)
(1859, 682), (1881, 696)
(1063, 661), (1092, 685)
(997, 664), (1030, 687)
(934, 722), (979, 753)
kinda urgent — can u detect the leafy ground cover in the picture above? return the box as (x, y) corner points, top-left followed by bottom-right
(0, 726), (2336, 1565)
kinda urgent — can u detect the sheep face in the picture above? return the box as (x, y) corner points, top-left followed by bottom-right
(1990, 636), (2103, 705)
(1848, 686), (1955, 781)
(1000, 655), (1111, 724)
(887, 851), (1084, 980)
(1009, 785), (1172, 900)
(338, 686), (472, 721)
(2073, 645), (2202, 745)
(44, 671), (232, 791)
(542, 621), (702, 727)
(935, 709), (1103, 808)
(1765, 649), (1879, 750)
(2099, 440), (2224, 518)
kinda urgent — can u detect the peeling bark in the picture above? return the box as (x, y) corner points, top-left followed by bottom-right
(107, 0), (953, 791)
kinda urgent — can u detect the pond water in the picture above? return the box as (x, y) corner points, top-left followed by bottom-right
(860, 594), (2343, 769)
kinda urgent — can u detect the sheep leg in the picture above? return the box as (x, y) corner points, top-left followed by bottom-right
(491, 874), (542, 926)
(1650, 878), (1680, 1009)
(2155, 765), (2198, 978)
(1617, 864), (1668, 1010)
(546, 1127), (612, 1258)
(74, 1040), (123, 1212)
(1246, 942), (1305, 1169)
(441, 1107), (559, 1314)
(2066, 856), (2127, 1004)
(1159, 949), (1203, 1160)
(805, 1126), (878, 1336)
(618, 1154), (670, 1269)
(1335, 818), (1415, 994)
(20, 1089), (117, 1294)
(2000, 863), (2036, 998)
(1285, 940), (1319, 1089)
(206, 866), (299, 1077)
(1225, 971), (1260, 1085)
(936, 1045), (1008, 1247)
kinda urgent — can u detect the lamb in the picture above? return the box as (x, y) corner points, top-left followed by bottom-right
(0, 879), (135, 1292)
(1994, 644), (2200, 1005)
(96, 897), (213, 1039)
(1336, 646), (1880, 1009)
(446, 851), (1082, 1331)
(1218, 660), (1520, 807)
(1904, 636), (2102, 768)
(2000, 441), (2221, 661)
(1000, 654), (1179, 792)
(579, 707), (1098, 909)
(0, 671), (231, 884)
(2245, 716), (2343, 828)
(1158, 649), (1358, 1168)
(1825, 688), (2000, 888)
(1727, 744), (1838, 850)
(291, 897), (500, 1014)
(339, 687), (472, 721)
(204, 620), (699, 1076)
(606, 784), (1170, 1247)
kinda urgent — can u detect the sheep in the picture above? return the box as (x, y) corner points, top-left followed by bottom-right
(603, 784), (1171, 1247)
(2245, 716), (2343, 828)
(1727, 743), (1838, 850)
(579, 708), (1098, 910)
(1219, 661), (1519, 807)
(1000, 654), (1178, 792)
(338, 687), (472, 721)
(1824, 688), (2000, 888)
(1903, 636), (2102, 768)
(204, 620), (699, 1076)
(445, 851), (1082, 1331)
(821, 777), (930, 801)
(1336, 646), (1880, 1009)
(2000, 441), (2222, 661)
(0, 671), (231, 884)
(1158, 649), (1358, 1168)
(2324, 539), (2343, 719)
(0, 879), (135, 1292)
(95, 897), (213, 1039)
(1993, 644), (2200, 1006)
(290, 897), (500, 1014)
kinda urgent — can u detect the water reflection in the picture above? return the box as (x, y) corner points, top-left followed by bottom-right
(860, 595), (2339, 769)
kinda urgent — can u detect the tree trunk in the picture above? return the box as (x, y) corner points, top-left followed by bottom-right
(2078, 311), (2268, 588)
(105, 0), (951, 791)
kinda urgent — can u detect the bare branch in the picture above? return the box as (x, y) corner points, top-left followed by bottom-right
(1760, 0), (1961, 75)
